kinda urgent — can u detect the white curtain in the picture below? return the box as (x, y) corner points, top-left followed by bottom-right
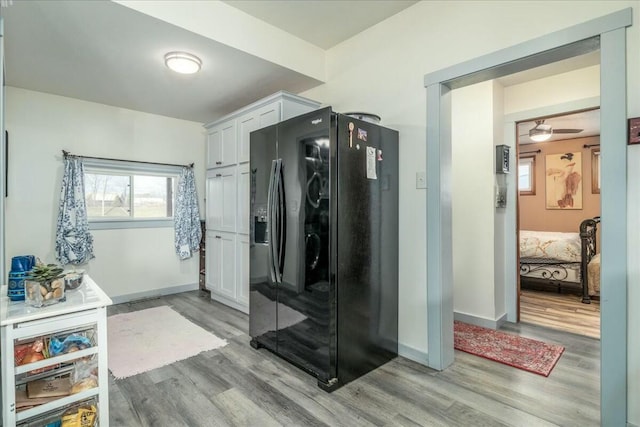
(174, 166), (201, 260)
(55, 157), (95, 265)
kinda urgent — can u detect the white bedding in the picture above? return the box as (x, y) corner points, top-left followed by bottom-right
(520, 230), (581, 263)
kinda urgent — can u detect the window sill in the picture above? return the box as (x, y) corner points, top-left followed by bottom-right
(89, 219), (174, 230)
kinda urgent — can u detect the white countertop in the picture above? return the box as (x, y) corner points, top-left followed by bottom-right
(0, 275), (112, 327)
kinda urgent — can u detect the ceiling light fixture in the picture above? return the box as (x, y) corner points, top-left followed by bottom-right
(529, 120), (553, 142)
(164, 51), (202, 74)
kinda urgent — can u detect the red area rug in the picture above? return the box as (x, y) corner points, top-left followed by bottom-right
(453, 321), (564, 377)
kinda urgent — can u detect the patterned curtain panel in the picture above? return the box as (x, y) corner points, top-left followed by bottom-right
(174, 166), (202, 260)
(56, 157), (95, 265)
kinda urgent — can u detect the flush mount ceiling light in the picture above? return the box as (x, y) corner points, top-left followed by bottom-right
(164, 51), (202, 74)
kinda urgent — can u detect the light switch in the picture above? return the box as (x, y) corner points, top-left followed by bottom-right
(416, 172), (427, 189)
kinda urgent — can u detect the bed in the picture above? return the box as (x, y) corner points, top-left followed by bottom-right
(519, 217), (600, 303)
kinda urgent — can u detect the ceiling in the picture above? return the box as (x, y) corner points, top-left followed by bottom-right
(1, 0), (416, 124)
(2, 0), (599, 134)
(221, 1), (418, 50)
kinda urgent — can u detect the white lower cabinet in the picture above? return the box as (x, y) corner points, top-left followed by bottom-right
(206, 231), (245, 312)
(237, 234), (250, 307)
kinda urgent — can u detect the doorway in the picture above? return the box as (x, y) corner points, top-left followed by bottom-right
(424, 9), (630, 425)
(516, 108), (601, 339)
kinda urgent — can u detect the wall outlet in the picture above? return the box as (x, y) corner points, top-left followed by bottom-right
(416, 172), (427, 189)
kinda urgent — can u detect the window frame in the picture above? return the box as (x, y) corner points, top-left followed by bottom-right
(83, 158), (181, 230)
(518, 154), (536, 196)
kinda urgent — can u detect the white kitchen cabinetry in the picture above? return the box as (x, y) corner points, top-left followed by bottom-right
(206, 167), (237, 233)
(237, 164), (251, 235)
(204, 91), (320, 313)
(205, 231), (239, 309)
(1, 276), (112, 427)
(206, 121), (237, 169)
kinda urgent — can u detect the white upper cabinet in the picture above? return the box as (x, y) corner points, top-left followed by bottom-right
(238, 102), (282, 163)
(207, 121), (237, 169)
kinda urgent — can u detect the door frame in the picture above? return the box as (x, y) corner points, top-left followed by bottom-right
(424, 8), (631, 425)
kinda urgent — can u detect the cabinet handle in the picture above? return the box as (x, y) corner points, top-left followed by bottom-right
(216, 174), (222, 177)
(215, 235), (222, 239)
(216, 161), (222, 165)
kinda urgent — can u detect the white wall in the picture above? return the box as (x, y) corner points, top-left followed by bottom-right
(451, 81), (496, 321)
(301, 1), (640, 422)
(504, 65), (600, 114)
(5, 87), (205, 301)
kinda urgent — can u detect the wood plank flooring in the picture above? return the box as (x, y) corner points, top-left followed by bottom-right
(520, 290), (600, 339)
(108, 291), (600, 427)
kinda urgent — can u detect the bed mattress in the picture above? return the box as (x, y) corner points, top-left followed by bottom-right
(519, 230), (581, 263)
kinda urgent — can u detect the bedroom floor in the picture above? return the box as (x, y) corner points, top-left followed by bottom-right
(520, 289), (600, 339)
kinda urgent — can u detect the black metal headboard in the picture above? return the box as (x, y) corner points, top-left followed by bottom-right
(580, 216), (600, 303)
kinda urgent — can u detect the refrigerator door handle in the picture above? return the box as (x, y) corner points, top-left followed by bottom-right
(267, 160), (279, 283)
(276, 160), (286, 283)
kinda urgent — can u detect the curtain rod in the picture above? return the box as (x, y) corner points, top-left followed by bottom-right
(583, 143), (600, 148)
(62, 150), (194, 168)
(519, 149), (541, 156)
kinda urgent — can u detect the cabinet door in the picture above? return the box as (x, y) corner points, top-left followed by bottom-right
(237, 164), (250, 235)
(206, 167), (237, 232)
(208, 232), (236, 300)
(205, 231), (220, 292)
(207, 121), (237, 168)
(237, 234), (250, 307)
(237, 103), (281, 163)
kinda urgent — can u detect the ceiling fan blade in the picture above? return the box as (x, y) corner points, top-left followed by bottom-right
(553, 128), (583, 134)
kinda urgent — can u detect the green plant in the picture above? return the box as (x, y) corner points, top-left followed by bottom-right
(27, 263), (65, 282)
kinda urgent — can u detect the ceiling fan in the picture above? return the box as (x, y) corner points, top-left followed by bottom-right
(522, 119), (583, 142)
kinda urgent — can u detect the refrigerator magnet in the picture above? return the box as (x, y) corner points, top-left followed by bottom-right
(366, 146), (377, 180)
(377, 149), (383, 161)
(348, 122), (355, 147)
(357, 128), (368, 142)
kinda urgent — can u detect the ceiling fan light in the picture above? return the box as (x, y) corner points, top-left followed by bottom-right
(530, 129), (553, 142)
(164, 51), (202, 74)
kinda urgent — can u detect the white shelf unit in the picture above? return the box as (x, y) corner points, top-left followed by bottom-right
(203, 91), (320, 313)
(1, 276), (112, 427)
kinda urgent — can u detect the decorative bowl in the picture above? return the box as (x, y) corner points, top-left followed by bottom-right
(64, 270), (85, 290)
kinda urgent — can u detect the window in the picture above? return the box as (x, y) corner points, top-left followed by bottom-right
(518, 155), (536, 195)
(83, 159), (180, 229)
(591, 149), (600, 194)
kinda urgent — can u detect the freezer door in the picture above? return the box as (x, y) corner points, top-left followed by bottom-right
(249, 124), (278, 351)
(274, 107), (336, 382)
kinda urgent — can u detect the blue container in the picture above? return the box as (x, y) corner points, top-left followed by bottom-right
(7, 255), (35, 301)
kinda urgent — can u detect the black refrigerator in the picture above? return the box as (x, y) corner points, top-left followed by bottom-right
(249, 107), (398, 391)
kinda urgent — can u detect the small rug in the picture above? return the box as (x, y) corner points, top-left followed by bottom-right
(107, 306), (227, 379)
(453, 321), (564, 377)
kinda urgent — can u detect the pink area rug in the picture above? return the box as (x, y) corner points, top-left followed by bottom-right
(107, 306), (227, 379)
(453, 321), (564, 377)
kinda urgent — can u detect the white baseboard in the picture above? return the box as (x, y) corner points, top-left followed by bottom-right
(398, 343), (428, 365)
(111, 282), (199, 305)
(627, 422), (638, 427)
(454, 311), (508, 330)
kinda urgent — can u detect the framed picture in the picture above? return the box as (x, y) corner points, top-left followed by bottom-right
(591, 148), (600, 194)
(545, 151), (582, 209)
(629, 117), (640, 145)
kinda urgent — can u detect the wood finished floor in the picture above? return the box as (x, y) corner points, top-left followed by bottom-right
(108, 291), (600, 427)
(519, 290), (600, 339)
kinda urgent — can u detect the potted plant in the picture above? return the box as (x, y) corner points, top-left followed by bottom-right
(25, 263), (66, 307)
